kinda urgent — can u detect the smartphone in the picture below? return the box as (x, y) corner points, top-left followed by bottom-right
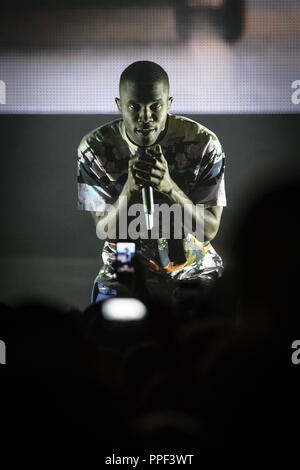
(116, 242), (136, 277)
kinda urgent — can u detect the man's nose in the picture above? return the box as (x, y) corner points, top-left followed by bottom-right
(139, 106), (152, 123)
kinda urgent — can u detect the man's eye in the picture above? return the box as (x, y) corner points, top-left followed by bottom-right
(152, 104), (161, 111)
(129, 104), (139, 111)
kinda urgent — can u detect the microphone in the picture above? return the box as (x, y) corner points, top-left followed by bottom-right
(142, 184), (154, 231)
(139, 147), (154, 231)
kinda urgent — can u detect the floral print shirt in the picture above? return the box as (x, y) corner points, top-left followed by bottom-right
(77, 114), (227, 283)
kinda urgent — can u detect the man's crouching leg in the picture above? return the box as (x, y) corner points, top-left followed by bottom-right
(91, 282), (118, 304)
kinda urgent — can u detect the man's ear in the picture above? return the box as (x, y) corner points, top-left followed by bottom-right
(168, 97), (173, 110)
(115, 97), (121, 113)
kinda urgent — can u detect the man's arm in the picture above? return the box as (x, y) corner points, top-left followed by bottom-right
(90, 211), (101, 226)
(166, 178), (223, 241)
(133, 144), (224, 242)
(84, 153), (142, 239)
(205, 206), (223, 240)
(89, 180), (131, 239)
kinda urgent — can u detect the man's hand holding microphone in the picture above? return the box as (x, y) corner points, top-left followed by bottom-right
(130, 144), (173, 196)
(129, 144), (174, 231)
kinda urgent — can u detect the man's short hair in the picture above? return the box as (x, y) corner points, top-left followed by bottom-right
(119, 61), (169, 93)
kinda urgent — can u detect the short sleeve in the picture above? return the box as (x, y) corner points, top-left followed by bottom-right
(77, 145), (120, 213)
(191, 139), (227, 208)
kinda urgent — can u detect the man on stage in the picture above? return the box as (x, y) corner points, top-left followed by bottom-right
(77, 61), (226, 303)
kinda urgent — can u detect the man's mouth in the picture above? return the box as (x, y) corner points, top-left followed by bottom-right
(136, 128), (155, 136)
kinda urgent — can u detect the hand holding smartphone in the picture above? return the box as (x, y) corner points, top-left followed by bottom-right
(116, 242), (136, 277)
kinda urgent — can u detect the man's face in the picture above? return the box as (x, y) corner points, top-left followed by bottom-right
(116, 80), (173, 147)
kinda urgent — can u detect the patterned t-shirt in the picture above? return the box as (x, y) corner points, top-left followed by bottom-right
(77, 114), (227, 284)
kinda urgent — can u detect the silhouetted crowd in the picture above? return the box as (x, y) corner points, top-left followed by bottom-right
(1, 179), (299, 449)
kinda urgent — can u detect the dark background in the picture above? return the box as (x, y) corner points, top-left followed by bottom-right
(0, 113), (299, 309)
